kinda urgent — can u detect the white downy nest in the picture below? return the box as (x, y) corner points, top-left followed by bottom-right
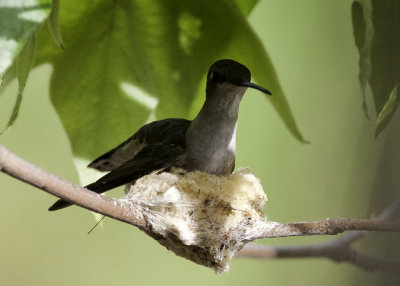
(123, 168), (268, 273)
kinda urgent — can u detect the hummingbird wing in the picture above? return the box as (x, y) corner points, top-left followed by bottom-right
(48, 142), (186, 211)
(88, 118), (191, 171)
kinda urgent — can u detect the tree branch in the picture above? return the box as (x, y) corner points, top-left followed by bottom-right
(1, 143), (399, 272)
(236, 239), (400, 271)
(256, 217), (400, 239)
(0, 144), (146, 229)
(237, 202), (400, 271)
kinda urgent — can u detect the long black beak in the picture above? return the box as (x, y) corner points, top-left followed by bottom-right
(239, 82), (272, 95)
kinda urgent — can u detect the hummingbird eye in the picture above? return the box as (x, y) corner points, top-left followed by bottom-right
(209, 71), (225, 83)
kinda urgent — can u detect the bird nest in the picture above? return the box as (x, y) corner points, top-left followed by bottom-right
(123, 168), (268, 273)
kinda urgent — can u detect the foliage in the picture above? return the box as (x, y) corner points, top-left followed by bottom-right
(0, 0), (51, 133)
(0, 0), (305, 174)
(352, 0), (400, 136)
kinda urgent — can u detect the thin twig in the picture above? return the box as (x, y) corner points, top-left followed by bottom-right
(236, 238), (400, 272)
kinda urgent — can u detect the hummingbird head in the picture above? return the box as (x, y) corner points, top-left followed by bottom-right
(206, 59), (272, 96)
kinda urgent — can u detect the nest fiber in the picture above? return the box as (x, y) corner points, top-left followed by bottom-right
(124, 168), (267, 273)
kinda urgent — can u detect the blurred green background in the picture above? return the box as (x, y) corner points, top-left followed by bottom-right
(1, 1), (399, 285)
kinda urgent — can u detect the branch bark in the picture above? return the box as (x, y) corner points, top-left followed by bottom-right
(0, 144), (146, 229)
(256, 217), (400, 239)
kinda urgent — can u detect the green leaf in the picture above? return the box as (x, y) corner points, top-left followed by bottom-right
(0, 0), (50, 75)
(2, 33), (37, 133)
(0, 0), (51, 132)
(47, 0), (64, 49)
(351, 0), (372, 118)
(33, 0), (306, 176)
(376, 85), (400, 137)
(352, 0), (400, 135)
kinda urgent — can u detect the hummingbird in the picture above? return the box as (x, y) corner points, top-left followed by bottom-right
(49, 59), (271, 211)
